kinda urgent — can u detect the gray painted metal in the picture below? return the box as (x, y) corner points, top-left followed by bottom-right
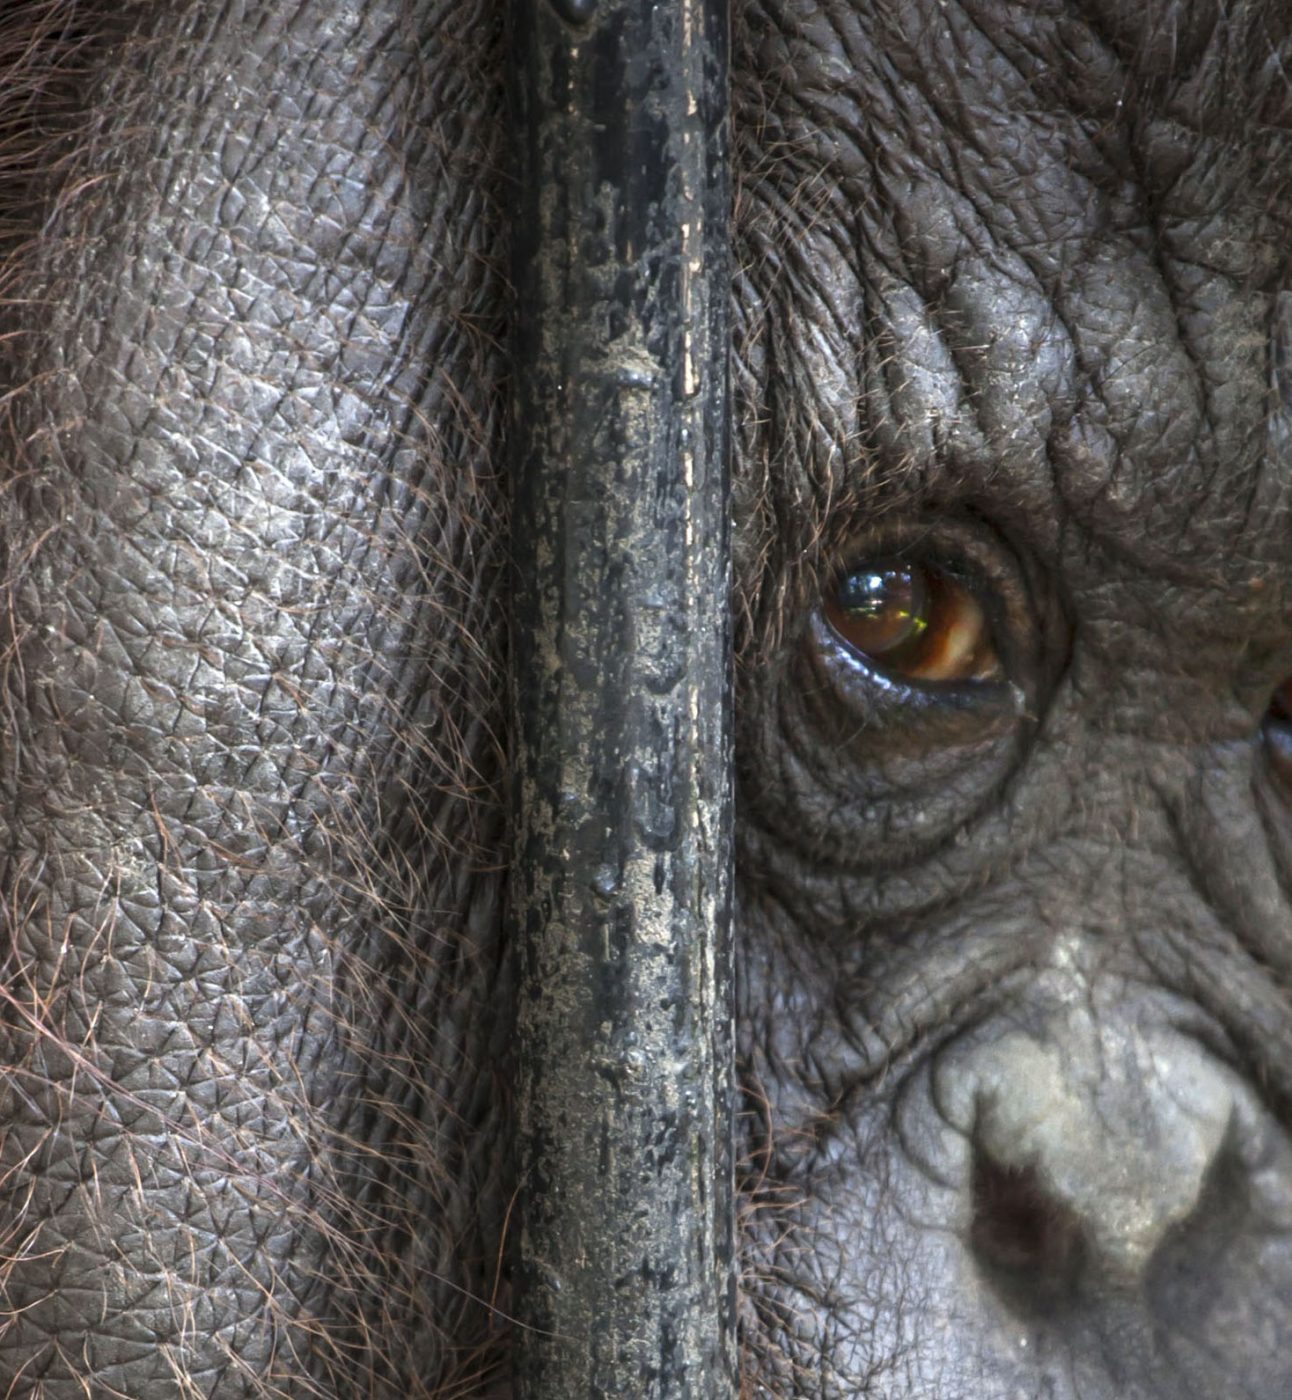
(509, 0), (735, 1391)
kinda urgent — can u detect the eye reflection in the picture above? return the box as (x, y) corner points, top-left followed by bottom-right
(824, 561), (1003, 683)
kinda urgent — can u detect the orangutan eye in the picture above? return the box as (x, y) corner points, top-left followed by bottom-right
(1264, 679), (1292, 778)
(1270, 682), (1292, 724)
(823, 561), (1004, 684)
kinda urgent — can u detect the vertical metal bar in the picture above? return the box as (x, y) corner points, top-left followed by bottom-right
(509, 0), (734, 1390)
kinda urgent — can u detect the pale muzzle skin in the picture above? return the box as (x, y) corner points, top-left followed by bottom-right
(3, 0), (1292, 1397)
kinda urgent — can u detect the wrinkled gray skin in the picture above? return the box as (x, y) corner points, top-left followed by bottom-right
(2, 0), (1291, 1396)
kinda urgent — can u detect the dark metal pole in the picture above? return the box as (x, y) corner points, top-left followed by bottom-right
(509, 0), (734, 1391)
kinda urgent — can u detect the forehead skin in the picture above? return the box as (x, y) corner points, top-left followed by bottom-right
(732, 0), (1292, 642)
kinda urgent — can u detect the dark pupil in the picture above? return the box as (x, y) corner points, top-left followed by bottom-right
(836, 565), (928, 654)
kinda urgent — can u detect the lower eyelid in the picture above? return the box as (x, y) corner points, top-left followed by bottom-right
(804, 612), (1026, 749)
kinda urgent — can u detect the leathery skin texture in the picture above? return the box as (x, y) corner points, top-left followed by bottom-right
(0, 1), (510, 1394)
(1, 0), (1292, 1397)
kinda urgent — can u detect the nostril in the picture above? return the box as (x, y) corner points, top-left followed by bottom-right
(970, 1152), (1085, 1311)
(1148, 1131), (1251, 1308)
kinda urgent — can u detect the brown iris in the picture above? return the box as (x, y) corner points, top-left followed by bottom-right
(824, 561), (1002, 683)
